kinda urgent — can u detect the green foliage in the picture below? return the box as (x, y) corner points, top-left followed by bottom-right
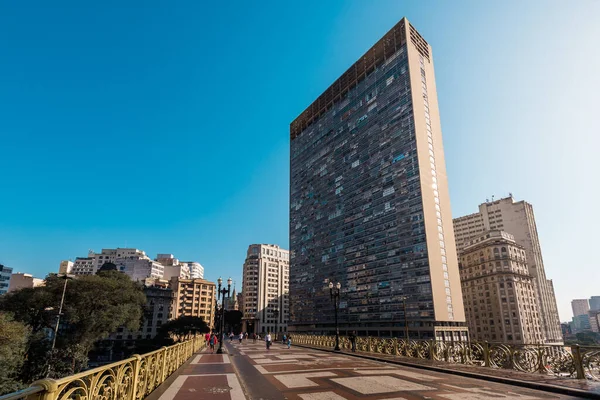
(224, 310), (243, 333)
(0, 312), (30, 395)
(0, 271), (147, 383)
(158, 316), (209, 342)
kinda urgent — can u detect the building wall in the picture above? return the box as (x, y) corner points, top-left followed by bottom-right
(170, 278), (216, 329)
(289, 18), (467, 340)
(453, 196), (562, 344)
(589, 296), (600, 312)
(242, 244), (289, 334)
(59, 260), (73, 275)
(163, 265), (191, 280)
(459, 231), (543, 344)
(572, 299), (590, 317)
(8, 273), (44, 292)
(183, 262), (204, 279)
(0, 264), (13, 295)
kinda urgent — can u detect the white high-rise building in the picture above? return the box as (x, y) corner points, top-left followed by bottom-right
(182, 262), (204, 279)
(69, 248), (163, 281)
(453, 196), (562, 344)
(58, 260), (74, 275)
(242, 244), (289, 335)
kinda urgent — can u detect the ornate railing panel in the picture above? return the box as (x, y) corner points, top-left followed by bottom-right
(0, 337), (204, 400)
(290, 333), (600, 381)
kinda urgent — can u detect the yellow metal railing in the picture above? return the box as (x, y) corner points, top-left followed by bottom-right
(0, 337), (204, 400)
(292, 334), (600, 381)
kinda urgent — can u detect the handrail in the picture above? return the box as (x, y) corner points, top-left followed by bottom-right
(0, 387), (44, 400)
(292, 334), (600, 381)
(0, 336), (205, 400)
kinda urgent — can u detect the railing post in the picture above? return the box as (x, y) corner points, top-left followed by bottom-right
(28, 379), (58, 400)
(161, 347), (168, 382)
(393, 338), (399, 356)
(537, 344), (546, 374)
(573, 345), (585, 379)
(483, 342), (491, 368)
(367, 337), (373, 353)
(430, 340), (437, 361)
(129, 354), (142, 400)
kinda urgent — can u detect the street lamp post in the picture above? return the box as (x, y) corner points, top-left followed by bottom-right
(329, 281), (341, 352)
(216, 277), (232, 354)
(399, 295), (409, 341)
(46, 274), (73, 377)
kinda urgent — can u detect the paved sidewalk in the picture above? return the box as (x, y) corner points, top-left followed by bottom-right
(146, 339), (588, 399)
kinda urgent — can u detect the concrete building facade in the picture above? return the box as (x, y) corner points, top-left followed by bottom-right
(458, 231), (543, 344)
(0, 264), (13, 295)
(242, 244), (290, 335)
(289, 18), (467, 340)
(59, 260), (74, 275)
(8, 273), (44, 292)
(572, 299), (590, 317)
(453, 196), (562, 344)
(183, 262), (204, 279)
(589, 296), (600, 311)
(170, 278), (216, 329)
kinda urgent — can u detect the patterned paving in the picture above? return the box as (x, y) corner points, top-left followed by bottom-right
(152, 339), (583, 399)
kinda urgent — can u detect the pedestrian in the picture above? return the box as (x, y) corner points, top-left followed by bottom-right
(205, 332), (210, 345)
(252, 333), (257, 343)
(266, 332), (272, 350)
(209, 333), (216, 353)
(287, 335), (292, 349)
(350, 331), (357, 353)
(283, 334), (287, 345)
(229, 332), (234, 342)
(239, 332), (243, 344)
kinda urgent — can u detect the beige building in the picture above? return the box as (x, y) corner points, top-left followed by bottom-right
(459, 231), (543, 344)
(58, 260), (73, 275)
(170, 277), (216, 329)
(156, 254), (191, 280)
(8, 273), (45, 292)
(453, 196), (562, 344)
(572, 299), (590, 317)
(242, 244), (289, 335)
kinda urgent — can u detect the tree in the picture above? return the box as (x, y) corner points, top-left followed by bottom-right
(224, 310), (243, 333)
(0, 271), (146, 381)
(157, 316), (210, 342)
(0, 312), (30, 395)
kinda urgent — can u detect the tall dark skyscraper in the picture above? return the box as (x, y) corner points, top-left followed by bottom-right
(289, 18), (468, 340)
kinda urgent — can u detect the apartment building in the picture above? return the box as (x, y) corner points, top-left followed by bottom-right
(459, 231), (543, 344)
(0, 264), (13, 295)
(242, 244), (289, 335)
(453, 196), (562, 344)
(289, 18), (467, 340)
(170, 277), (216, 328)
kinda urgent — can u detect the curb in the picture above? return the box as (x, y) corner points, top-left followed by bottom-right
(295, 344), (600, 399)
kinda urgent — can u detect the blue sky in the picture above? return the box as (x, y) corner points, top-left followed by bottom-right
(0, 1), (598, 322)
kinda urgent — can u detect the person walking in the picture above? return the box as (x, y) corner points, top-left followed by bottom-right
(282, 334), (287, 345)
(287, 335), (292, 349)
(239, 332), (243, 344)
(350, 331), (357, 353)
(265, 332), (272, 350)
(209, 333), (217, 353)
(205, 332), (210, 345)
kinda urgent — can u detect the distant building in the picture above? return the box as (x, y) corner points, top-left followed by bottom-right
(170, 278), (216, 328)
(572, 299), (590, 317)
(589, 310), (600, 333)
(561, 322), (572, 337)
(225, 287), (240, 311)
(156, 254), (191, 280)
(59, 260), (74, 275)
(182, 262), (204, 279)
(242, 244), (289, 335)
(572, 314), (591, 333)
(0, 264), (13, 295)
(590, 296), (600, 312)
(8, 273), (44, 292)
(453, 196), (562, 344)
(458, 231), (543, 344)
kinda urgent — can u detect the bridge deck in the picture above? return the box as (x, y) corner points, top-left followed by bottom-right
(147, 339), (584, 400)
